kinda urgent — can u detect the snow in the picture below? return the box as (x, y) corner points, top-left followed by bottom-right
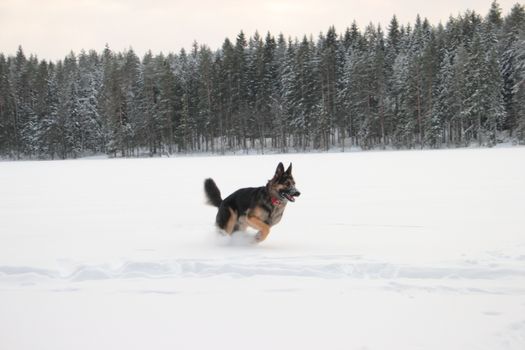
(1, 147), (524, 350)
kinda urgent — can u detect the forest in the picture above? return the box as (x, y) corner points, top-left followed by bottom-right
(0, 1), (524, 159)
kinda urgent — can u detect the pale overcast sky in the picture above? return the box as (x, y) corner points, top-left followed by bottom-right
(0, 0), (520, 61)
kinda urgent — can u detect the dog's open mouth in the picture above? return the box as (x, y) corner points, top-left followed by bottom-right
(279, 189), (300, 202)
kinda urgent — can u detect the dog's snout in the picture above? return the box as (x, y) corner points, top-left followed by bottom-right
(292, 188), (301, 197)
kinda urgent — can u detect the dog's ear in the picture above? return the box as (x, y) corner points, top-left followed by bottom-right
(285, 163), (292, 175)
(273, 162), (285, 179)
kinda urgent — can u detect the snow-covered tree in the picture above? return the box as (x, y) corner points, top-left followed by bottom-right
(1, 4), (524, 158)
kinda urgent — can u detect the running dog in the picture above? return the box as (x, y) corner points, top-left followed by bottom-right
(204, 162), (300, 243)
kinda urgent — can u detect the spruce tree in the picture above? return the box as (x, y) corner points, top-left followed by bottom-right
(0, 54), (16, 156)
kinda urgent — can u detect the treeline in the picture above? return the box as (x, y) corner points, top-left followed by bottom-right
(1, 1), (525, 159)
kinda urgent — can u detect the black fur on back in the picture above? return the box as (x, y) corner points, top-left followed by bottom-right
(216, 186), (272, 229)
(204, 178), (223, 207)
(222, 187), (271, 217)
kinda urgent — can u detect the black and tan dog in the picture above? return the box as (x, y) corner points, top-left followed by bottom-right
(204, 162), (300, 243)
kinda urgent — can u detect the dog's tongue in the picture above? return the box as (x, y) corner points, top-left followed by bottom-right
(284, 193), (295, 202)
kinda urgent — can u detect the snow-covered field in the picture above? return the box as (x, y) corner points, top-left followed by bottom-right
(1, 147), (524, 350)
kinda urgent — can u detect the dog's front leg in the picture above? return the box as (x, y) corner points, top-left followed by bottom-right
(246, 216), (270, 242)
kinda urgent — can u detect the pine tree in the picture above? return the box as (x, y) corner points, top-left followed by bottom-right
(288, 36), (320, 150)
(260, 32), (278, 150)
(197, 45), (216, 152)
(37, 63), (60, 158)
(449, 45), (470, 145)
(217, 38), (236, 150)
(338, 48), (359, 148)
(98, 47), (130, 156)
(462, 32), (485, 144)
(512, 30), (525, 141)
(345, 42), (373, 149)
(10, 46), (36, 157)
(78, 50), (104, 155)
(0, 54), (16, 156)
(487, 0), (503, 29)
(174, 48), (198, 152)
(246, 31), (265, 150)
(429, 50), (454, 147)
(156, 53), (176, 154)
(318, 26), (339, 149)
(139, 50), (157, 154)
(501, 3), (525, 137)
(391, 33), (415, 147)
(276, 37), (296, 151)
(22, 55), (41, 156)
(484, 46), (506, 145)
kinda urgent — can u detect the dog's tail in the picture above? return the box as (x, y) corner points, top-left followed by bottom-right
(204, 178), (222, 207)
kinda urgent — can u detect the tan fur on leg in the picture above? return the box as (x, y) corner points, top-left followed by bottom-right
(224, 207), (237, 235)
(246, 216), (270, 242)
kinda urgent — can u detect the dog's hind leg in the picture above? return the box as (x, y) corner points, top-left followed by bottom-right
(216, 206), (238, 235)
(224, 207), (238, 235)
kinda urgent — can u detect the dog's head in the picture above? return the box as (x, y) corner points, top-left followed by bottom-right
(268, 162), (301, 203)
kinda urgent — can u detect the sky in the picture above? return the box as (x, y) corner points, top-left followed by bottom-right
(0, 0), (520, 61)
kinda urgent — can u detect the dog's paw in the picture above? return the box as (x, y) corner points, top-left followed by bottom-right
(254, 231), (265, 243)
(254, 230), (270, 243)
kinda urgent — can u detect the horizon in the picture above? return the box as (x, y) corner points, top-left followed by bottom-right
(0, 0), (520, 61)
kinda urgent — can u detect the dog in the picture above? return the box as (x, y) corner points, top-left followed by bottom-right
(204, 162), (300, 243)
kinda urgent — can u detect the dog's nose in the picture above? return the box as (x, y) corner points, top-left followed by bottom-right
(294, 189), (301, 197)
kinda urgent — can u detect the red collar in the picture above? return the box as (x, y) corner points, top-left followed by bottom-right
(271, 197), (282, 206)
